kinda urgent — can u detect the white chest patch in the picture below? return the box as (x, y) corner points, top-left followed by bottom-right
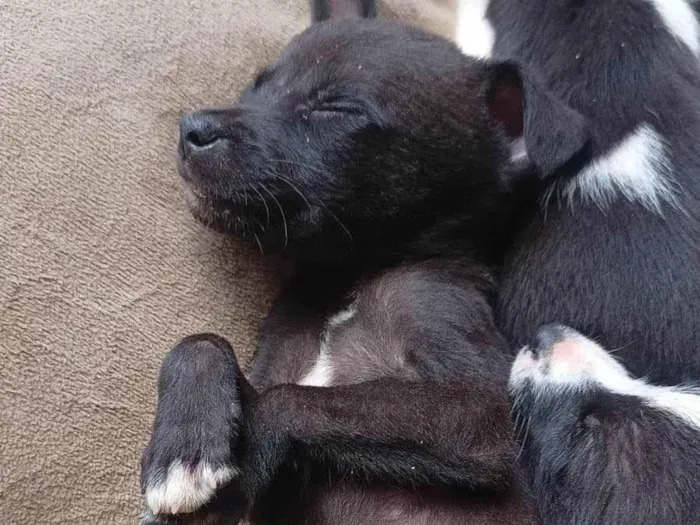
(553, 124), (679, 213)
(455, 0), (495, 59)
(649, 0), (700, 55)
(299, 303), (358, 387)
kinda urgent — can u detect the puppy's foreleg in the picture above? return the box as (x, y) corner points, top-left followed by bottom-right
(238, 379), (516, 502)
(140, 335), (251, 524)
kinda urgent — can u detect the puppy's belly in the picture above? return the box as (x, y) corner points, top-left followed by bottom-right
(302, 480), (533, 525)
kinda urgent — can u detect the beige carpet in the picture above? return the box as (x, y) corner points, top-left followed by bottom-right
(0, 1), (455, 523)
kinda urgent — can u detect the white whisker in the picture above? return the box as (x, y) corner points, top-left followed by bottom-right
(261, 183), (288, 249)
(274, 174), (313, 214)
(253, 233), (265, 256)
(252, 185), (270, 224)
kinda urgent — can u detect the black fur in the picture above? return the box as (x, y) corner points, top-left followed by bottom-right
(141, 1), (592, 523)
(176, 19), (584, 267)
(482, 0), (700, 385)
(142, 265), (539, 524)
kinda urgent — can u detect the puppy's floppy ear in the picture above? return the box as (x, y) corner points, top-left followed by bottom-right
(484, 61), (590, 176)
(312, 0), (376, 23)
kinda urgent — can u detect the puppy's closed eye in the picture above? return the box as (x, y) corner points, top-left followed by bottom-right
(310, 101), (364, 119)
(296, 97), (365, 120)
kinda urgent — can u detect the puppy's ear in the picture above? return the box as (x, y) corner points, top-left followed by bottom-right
(312, 0), (376, 23)
(485, 62), (589, 176)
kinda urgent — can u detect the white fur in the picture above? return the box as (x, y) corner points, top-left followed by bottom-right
(299, 303), (358, 387)
(299, 346), (334, 387)
(510, 328), (700, 431)
(510, 137), (528, 163)
(649, 0), (700, 54)
(145, 460), (237, 515)
(553, 124), (679, 213)
(455, 0), (495, 59)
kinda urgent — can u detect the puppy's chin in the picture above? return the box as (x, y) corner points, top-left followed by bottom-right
(180, 183), (250, 236)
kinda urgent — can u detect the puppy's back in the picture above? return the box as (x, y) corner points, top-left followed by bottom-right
(469, 0), (700, 385)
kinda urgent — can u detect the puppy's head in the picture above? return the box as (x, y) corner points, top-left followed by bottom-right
(509, 325), (700, 523)
(509, 324), (633, 393)
(178, 0), (588, 259)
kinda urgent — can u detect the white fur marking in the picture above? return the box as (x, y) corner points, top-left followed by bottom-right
(649, 0), (700, 54)
(510, 329), (700, 431)
(326, 304), (357, 328)
(145, 460), (237, 515)
(455, 0), (495, 59)
(299, 303), (357, 387)
(299, 346), (334, 387)
(510, 137), (528, 163)
(557, 124), (679, 213)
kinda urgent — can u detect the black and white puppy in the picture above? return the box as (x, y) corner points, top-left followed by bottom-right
(509, 324), (700, 524)
(142, 0), (596, 525)
(139, 1), (590, 524)
(457, 0), (700, 385)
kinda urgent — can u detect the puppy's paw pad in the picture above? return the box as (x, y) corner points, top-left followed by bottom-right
(145, 461), (238, 516)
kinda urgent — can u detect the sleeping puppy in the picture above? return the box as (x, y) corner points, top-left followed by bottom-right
(139, 1), (591, 523)
(509, 325), (700, 524)
(457, 0), (700, 386)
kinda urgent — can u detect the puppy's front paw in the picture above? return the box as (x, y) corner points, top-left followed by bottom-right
(142, 459), (237, 516)
(141, 334), (244, 518)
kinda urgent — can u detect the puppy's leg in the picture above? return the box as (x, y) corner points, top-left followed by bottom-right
(141, 264), (521, 521)
(237, 378), (516, 505)
(142, 355), (517, 524)
(236, 263), (519, 507)
(140, 335), (250, 524)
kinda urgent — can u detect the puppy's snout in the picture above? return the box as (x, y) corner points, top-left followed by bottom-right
(180, 110), (230, 156)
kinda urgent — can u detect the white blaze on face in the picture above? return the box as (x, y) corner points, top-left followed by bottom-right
(509, 327), (700, 431)
(649, 0), (700, 55)
(455, 0), (495, 59)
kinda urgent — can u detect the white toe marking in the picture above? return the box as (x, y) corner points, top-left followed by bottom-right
(548, 124), (680, 214)
(145, 460), (237, 515)
(509, 329), (700, 431)
(649, 0), (700, 54)
(455, 0), (495, 59)
(299, 302), (357, 387)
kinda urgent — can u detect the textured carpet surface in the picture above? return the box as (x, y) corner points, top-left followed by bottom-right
(0, 1), (454, 523)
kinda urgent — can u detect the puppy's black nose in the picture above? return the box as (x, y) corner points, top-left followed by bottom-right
(530, 324), (568, 357)
(180, 111), (227, 155)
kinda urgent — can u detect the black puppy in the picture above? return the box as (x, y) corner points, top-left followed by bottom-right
(457, 0), (700, 386)
(140, 1), (589, 523)
(509, 325), (700, 524)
